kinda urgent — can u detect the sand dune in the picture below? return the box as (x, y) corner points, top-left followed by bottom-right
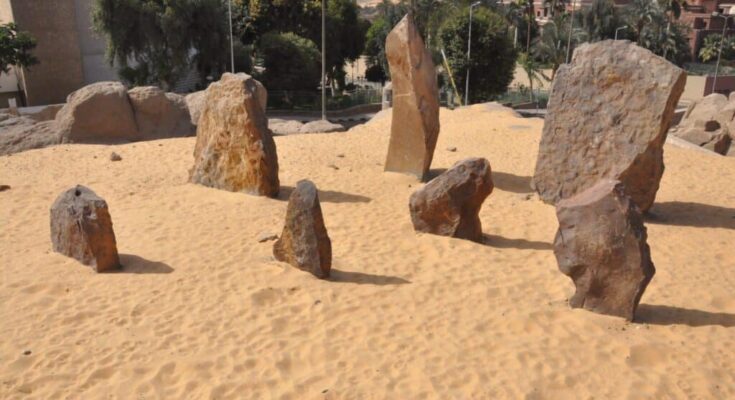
(1, 104), (734, 399)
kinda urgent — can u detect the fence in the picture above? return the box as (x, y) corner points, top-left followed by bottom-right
(267, 88), (382, 111)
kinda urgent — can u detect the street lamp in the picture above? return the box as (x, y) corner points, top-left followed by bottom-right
(465, 1), (482, 106)
(711, 12), (731, 95)
(566, 0), (577, 63)
(228, 0), (235, 73)
(322, 0), (327, 120)
(614, 25), (627, 40)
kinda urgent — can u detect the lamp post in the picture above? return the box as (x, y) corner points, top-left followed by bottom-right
(566, 0), (576, 63)
(712, 12), (731, 95)
(465, 1), (482, 106)
(228, 0), (235, 73)
(321, 0), (327, 120)
(614, 25), (627, 40)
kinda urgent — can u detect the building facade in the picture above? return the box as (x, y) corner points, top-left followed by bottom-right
(0, 0), (117, 107)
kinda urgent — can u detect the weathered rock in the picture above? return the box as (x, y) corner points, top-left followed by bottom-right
(532, 40), (686, 213)
(383, 14), (440, 181)
(299, 119), (345, 134)
(0, 120), (62, 156)
(702, 131), (732, 155)
(553, 179), (655, 320)
(189, 73), (279, 197)
(675, 126), (718, 146)
(23, 104), (63, 122)
(269, 119), (305, 135)
(56, 81), (139, 143)
(681, 93), (728, 126)
(110, 152), (122, 161)
(0, 185), (10, 192)
(409, 158), (493, 242)
(50, 185), (120, 272)
(273, 180), (332, 279)
(185, 90), (207, 126)
(128, 86), (194, 138)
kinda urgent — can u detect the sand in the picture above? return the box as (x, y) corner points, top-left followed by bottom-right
(1, 104), (734, 399)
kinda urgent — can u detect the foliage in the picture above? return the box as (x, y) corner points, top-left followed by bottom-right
(438, 7), (517, 103)
(233, 42), (253, 74)
(92, 0), (229, 90)
(257, 32), (321, 91)
(363, 1), (409, 78)
(533, 15), (586, 79)
(579, 0), (624, 41)
(699, 34), (735, 63)
(517, 51), (549, 102)
(365, 63), (387, 83)
(618, 0), (690, 65)
(0, 23), (38, 74)
(237, 0), (367, 90)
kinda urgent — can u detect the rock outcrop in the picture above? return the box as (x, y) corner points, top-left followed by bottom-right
(671, 93), (734, 155)
(185, 90), (207, 126)
(128, 86), (194, 138)
(273, 180), (332, 279)
(300, 120), (345, 134)
(532, 40), (686, 213)
(50, 185), (120, 272)
(56, 81), (140, 143)
(553, 179), (655, 320)
(269, 119), (304, 135)
(409, 158), (493, 242)
(383, 14), (440, 181)
(189, 73), (279, 197)
(0, 119), (61, 156)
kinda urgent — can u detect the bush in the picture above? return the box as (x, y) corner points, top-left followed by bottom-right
(257, 32), (321, 91)
(365, 63), (387, 83)
(438, 8), (517, 103)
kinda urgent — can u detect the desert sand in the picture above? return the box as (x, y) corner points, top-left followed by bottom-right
(1, 104), (734, 399)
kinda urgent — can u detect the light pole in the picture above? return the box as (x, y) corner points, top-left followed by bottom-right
(465, 1), (482, 106)
(614, 25), (627, 40)
(712, 12), (731, 95)
(566, 0), (576, 63)
(321, 0), (327, 121)
(228, 0), (235, 73)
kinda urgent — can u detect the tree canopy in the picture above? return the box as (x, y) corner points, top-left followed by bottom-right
(92, 0), (229, 90)
(0, 22), (38, 74)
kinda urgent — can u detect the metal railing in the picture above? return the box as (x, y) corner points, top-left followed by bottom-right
(267, 88), (382, 111)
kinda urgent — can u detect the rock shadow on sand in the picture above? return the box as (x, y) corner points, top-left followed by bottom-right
(647, 201), (735, 230)
(117, 254), (174, 274)
(329, 269), (410, 285)
(278, 186), (371, 204)
(482, 234), (552, 250)
(635, 304), (735, 327)
(492, 171), (533, 194)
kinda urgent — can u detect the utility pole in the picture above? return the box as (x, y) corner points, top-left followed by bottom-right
(712, 12), (731, 95)
(566, 0), (576, 63)
(321, 0), (327, 120)
(228, 0), (235, 73)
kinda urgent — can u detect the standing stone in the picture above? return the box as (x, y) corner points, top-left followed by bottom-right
(553, 179), (655, 320)
(409, 158), (493, 242)
(50, 185), (120, 272)
(532, 40), (686, 213)
(189, 73), (279, 197)
(273, 180), (332, 279)
(384, 14), (440, 181)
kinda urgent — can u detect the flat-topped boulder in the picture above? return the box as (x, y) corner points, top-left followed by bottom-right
(189, 73), (279, 197)
(128, 86), (194, 138)
(532, 40), (686, 212)
(50, 185), (120, 272)
(553, 179), (655, 320)
(409, 158), (493, 242)
(56, 81), (139, 143)
(273, 180), (332, 279)
(383, 14), (440, 181)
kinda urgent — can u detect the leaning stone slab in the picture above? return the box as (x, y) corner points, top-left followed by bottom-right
(383, 14), (440, 181)
(553, 179), (655, 320)
(50, 185), (120, 272)
(409, 158), (493, 242)
(273, 180), (332, 279)
(532, 40), (686, 212)
(189, 73), (279, 197)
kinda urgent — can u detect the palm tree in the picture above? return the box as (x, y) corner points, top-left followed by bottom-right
(625, 0), (660, 44)
(533, 16), (587, 79)
(658, 0), (683, 58)
(581, 0), (622, 41)
(518, 52), (549, 102)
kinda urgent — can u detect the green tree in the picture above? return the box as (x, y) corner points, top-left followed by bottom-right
(518, 51), (549, 102)
(92, 0), (229, 90)
(698, 33), (735, 63)
(257, 32), (321, 91)
(0, 22), (38, 73)
(624, 0), (659, 45)
(533, 15), (586, 79)
(580, 0), (623, 41)
(438, 7), (517, 103)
